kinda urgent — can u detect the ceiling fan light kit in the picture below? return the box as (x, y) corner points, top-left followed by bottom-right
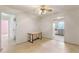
(39, 5), (53, 15)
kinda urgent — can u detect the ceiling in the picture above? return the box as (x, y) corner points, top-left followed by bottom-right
(2, 5), (79, 19)
(6, 5), (79, 13)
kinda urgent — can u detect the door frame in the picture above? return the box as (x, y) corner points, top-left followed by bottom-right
(52, 18), (64, 41)
(0, 12), (16, 51)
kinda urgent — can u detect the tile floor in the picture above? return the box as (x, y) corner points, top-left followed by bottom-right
(1, 36), (79, 53)
(16, 38), (79, 53)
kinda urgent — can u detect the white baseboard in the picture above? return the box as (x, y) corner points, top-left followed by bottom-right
(16, 37), (52, 45)
(43, 37), (52, 40)
(16, 40), (28, 45)
(64, 41), (79, 46)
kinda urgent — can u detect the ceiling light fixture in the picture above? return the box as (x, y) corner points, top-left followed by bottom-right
(39, 5), (53, 15)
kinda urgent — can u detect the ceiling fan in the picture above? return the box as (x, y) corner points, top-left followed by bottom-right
(39, 5), (53, 15)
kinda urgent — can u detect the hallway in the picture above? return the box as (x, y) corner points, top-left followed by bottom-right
(54, 35), (64, 42)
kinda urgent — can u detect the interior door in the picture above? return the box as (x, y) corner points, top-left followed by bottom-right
(8, 14), (16, 52)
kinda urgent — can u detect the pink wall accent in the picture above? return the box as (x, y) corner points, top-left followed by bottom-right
(1, 20), (8, 34)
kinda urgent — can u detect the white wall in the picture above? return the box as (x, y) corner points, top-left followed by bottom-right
(40, 9), (79, 45)
(0, 6), (40, 44)
(16, 13), (40, 43)
(1, 6), (79, 45)
(40, 15), (53, 39)
(64, 10), (79, 45)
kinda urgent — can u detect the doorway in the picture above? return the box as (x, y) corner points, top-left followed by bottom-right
(1, 12), (16, 52)
(53, 20), (64, 42)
